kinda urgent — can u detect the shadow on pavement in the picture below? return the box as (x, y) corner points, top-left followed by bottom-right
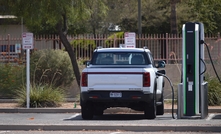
(63, 113), (174, 121)
(212, 114), (221, 119)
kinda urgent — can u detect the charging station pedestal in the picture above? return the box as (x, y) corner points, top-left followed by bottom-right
(177, 22), (208, 119)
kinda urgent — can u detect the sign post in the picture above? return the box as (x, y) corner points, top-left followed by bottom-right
(22, 32), (33, 108)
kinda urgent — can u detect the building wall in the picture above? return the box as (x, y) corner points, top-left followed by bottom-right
(0, 25), (28, 36)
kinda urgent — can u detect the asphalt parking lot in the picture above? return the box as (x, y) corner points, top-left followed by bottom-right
(0, 111), (220, 132)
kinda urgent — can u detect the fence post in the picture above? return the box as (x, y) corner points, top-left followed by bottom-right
(218, 32), (220, 57)
(53, 34), (56, 49)
(114, 34), (116, 47)
(7, 34), (10, 63)
(166, 33), (169, 64)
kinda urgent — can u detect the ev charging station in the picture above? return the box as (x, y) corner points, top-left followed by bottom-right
(177, 22), (208, 119)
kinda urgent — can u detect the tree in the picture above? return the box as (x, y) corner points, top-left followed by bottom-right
(170, 0), (179, 34)
(142, 0), (170, 33)
(4, 0), (108, 87)
(85, 0), (108, 34)
(106, 0), (138, 32)
(185, 0), (221, 33)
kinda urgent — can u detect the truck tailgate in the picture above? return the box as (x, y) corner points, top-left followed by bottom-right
(87, 68), (144, 91)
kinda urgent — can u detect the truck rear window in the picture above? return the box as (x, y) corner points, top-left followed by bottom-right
(91, 52), (150, 65)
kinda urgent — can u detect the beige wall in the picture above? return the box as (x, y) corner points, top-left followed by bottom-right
(163, 64), (221, 99)
(67, 64), (221, 99)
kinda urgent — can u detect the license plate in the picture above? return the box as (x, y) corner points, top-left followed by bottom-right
(110, 92), (122, 98)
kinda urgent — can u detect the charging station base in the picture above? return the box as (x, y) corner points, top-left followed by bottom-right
(177, 82), (208, 119)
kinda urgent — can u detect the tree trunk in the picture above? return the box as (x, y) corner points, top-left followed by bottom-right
(56, 21), (81, 88)
(170, 0), (178, 34)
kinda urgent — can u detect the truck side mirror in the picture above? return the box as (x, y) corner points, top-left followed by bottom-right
(156, 61), (165, 68)
(84, 61), (90, 67)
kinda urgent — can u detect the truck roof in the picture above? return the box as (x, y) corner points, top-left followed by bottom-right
(94, 47), (151, 53)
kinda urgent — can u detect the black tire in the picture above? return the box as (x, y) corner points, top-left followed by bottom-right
(156, 98), (164, 115)
(144, 92), (156, 119)
(81, 101), (93, 120)
(94, 109), (104, 116)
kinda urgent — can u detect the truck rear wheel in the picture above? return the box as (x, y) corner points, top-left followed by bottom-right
(144, 93), (156, 119)
(94, 109), (104, 116)
(81, 101), (93, 120)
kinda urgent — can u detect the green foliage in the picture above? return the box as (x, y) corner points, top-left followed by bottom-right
(205, 75), (221, 106)
(105, 32), (124, 46)
(30, 49), (74, 88)
(3, 0), (221, 34)
(83, 0), (109, 34)
(16, 84), (65, 107)
(70, 39), (96, 49)
(185, 0), (221, 33)
(0, 64), (24, 98)
(141, 0), (170, 33)
(0, 50), (75, 99)
(4, 0), (108, 35)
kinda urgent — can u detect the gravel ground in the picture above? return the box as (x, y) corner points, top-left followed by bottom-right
(0, 102), (220, 109)
(0, 102), (174, 109)
(0, 102), (80, 108)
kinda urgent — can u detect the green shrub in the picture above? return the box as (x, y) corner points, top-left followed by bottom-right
(70, 39), (96, 49)
(17, 84), (65, 107)
(105, 32), (124, 47)
(30, 49), (74, 88)
(205, 76), (221, 106)
(0, 64), (24, 98)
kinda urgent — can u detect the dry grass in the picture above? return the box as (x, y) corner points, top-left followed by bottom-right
(0, 102), (80, 108)
(0, 102), (220, 109)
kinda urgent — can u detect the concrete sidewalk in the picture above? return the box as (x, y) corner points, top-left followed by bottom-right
(0, 124), (220, 132)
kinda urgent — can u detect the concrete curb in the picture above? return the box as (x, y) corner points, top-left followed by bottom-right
(0, 124), (221, 132)
(0, 98), (77, 103)
(0, 108), (221, 113)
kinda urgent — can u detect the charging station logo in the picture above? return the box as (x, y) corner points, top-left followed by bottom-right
(187, 31), (193, 33)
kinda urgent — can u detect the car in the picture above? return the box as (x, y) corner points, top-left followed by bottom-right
(80, 47), (166, 120)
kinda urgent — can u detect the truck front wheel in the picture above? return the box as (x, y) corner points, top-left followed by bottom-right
(156, 92), (164, 115)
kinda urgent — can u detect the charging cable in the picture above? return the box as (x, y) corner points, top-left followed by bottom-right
(200, 59), (207, 75)
(202, 40), (221, 83)
(156, 72), (176, 119)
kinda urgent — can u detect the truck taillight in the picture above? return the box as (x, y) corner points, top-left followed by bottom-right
(81, 72), (88, 87)
(143, 72), (150, 87)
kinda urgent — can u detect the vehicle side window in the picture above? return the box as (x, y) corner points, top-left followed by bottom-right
(92, 53), (113, 65)
(131, 54), (144, 64)
(147, 52), (154, 66)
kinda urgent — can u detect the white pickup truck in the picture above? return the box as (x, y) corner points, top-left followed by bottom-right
(80, 47), (166, 120)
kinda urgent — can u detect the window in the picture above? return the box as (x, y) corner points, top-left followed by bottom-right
(0, 45), (15, 52)
(92, 52), (150, 65)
